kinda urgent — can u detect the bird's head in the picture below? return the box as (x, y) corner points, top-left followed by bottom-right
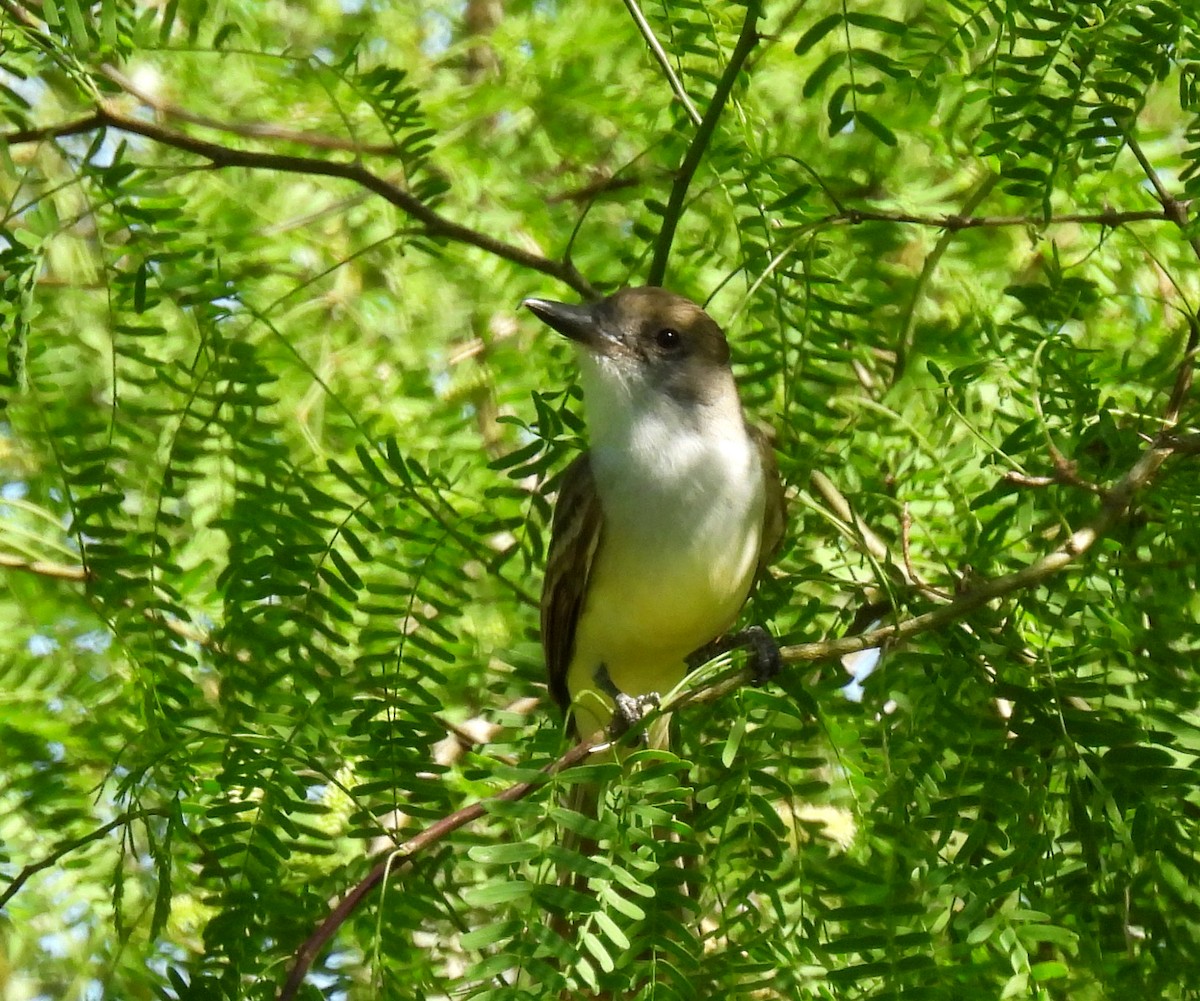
(522, 286), (734, 412)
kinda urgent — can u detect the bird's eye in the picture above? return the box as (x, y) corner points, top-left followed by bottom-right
(655, 328), (682, 351)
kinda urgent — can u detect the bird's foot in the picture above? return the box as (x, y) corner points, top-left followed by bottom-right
(742, 625), (782, 686)
(687, 626), (781, 685)
(611, 692), (661, 742)
(594, 664), (659, 744)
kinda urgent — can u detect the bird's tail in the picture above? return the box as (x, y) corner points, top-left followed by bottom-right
(550, 775), (600, 943)
(548, 708), (674, 939)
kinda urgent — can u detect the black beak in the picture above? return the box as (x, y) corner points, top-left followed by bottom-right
(522, 297), (615, 354)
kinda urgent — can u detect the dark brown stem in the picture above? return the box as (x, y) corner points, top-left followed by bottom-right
(278, 736), (598, 1001)
(3, 106), (596, 298)
(647, 0), (762, 286)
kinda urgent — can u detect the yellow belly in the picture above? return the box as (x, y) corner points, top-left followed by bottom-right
(566, 512), (762, 738)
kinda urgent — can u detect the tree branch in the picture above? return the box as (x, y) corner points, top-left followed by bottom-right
(647, 1), (762, 286)
(1, 105), (596, 299)
(3, 110), (1180, 303)
(278, 735), (598, 1001)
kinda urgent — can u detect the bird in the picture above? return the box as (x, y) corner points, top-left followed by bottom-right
(522, 286), (785, 745)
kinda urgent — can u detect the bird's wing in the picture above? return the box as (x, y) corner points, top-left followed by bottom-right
(749, 423), (787, 573)
(541, 453), (605, 715)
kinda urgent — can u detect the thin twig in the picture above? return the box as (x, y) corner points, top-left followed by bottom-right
(1, 107), (596, 298)
(1164, 315), (1199, 423)
(1002, 471), (1060, 489)
(808, 470), (894, 571)
(647, 0), (762, 286)
(1120, 129), (1200, 420)
(0, 809), (170, 908)
(545, 172), (643, 205)
(0, 551), (89, 580)
(98, 63), (405, 157)
(828, 206), (1177, 230)
(892, 174), (998, 382)
(1124, 131), (1200, 265)
(621, 0), (703, 127)
(0, 551), (240, 648)
(899, 502), (947, 598)
(1048, 447), (1106, 495)
(1002, 457), (1105, 495)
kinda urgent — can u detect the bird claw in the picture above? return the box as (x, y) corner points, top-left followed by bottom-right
(743, 625), (781, 686)
(611, 692), (660, 743)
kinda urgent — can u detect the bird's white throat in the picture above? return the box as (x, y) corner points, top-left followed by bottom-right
(577, 351), (763, 565)
(578, 351), (753, 492)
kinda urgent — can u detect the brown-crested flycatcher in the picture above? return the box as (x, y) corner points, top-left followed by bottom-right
(523, 287), (785, 743)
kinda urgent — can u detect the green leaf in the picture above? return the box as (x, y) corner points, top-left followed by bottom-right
(795, 15), (842, 56)
(467, 842), (540, 865)
(855, 109), (897, 146)
(721, 715), (747, 768)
